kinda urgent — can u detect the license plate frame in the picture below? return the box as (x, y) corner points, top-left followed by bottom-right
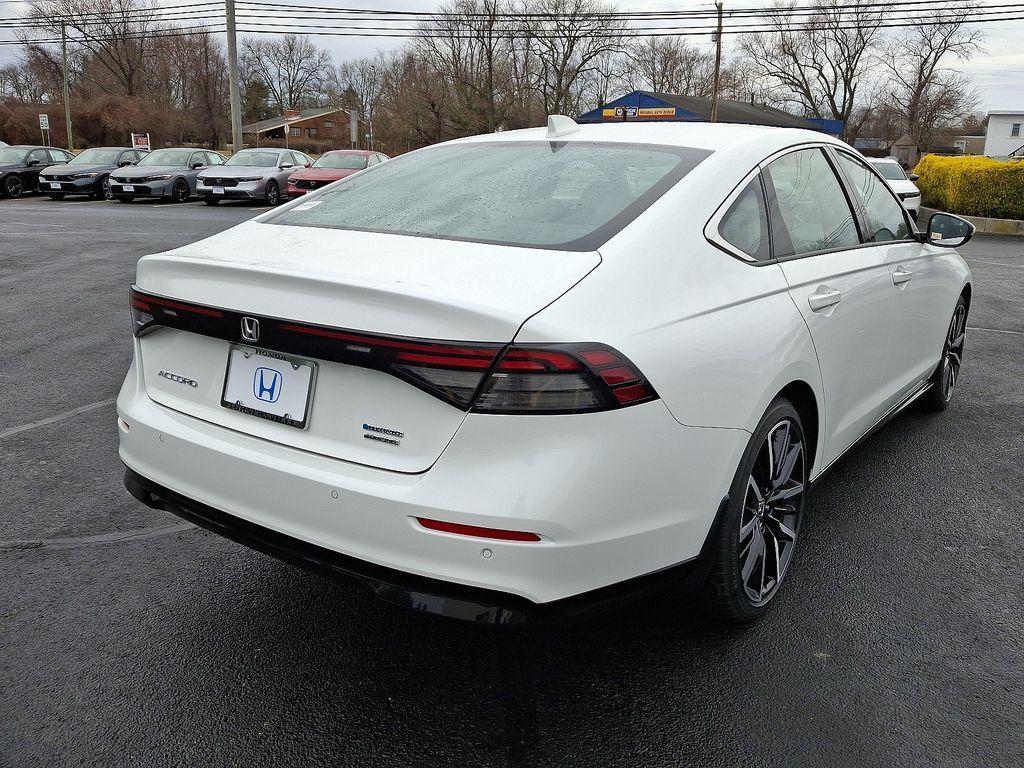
(49, 182), (61, 189)
(212, 186), (225, 195)
(122, 184), (135, 193)
(220, 345), (317, 430)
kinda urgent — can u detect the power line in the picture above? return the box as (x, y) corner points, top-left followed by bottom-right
(0, 0), (1012, 44)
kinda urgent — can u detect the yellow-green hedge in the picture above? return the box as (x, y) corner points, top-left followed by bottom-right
(913, 155), (1024, 221)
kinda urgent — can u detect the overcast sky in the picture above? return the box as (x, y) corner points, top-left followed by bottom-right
(2, 0), (1022, 115)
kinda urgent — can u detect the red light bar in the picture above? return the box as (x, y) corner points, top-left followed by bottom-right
(280, 323), (499, 360)
(136, 292), (223, 318)
(416, 517), (542, 542)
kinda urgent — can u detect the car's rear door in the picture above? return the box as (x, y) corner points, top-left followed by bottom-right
(765, 146), (895, 467)
(829, 148), (950, 401)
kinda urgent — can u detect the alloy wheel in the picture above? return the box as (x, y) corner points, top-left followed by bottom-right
(941, 302), (967, 402)
(5, 175), (24, 198)
(738, 419), (805, 606)
(102, 177), (112, 200)
(172, 180), (189, 203)
(266, 183), (280, 206)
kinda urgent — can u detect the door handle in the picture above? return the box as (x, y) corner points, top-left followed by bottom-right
(808, 288), (842, 312)
(892, 266), (913, 285)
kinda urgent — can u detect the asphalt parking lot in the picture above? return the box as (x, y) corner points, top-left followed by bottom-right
(1, 195), (1022, 767)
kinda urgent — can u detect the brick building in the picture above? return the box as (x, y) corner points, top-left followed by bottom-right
(242, 106), (360, 151)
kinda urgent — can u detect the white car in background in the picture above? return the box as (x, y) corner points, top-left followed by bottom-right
(869, 158), (922, 220)
(118, 119), (973, 624)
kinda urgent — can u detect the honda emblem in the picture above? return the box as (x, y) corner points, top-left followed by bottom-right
(241, 316), (260, 342)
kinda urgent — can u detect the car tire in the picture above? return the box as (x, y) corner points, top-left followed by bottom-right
(3, 174), (24, 198)
(265, 181), (281, 206)
(171, 179), (190, 203)
(703, 397), (807, 623)
(89, 177), (112, 200)
(204, 198), (220, 206)
(47, 193), (66, 200)
(925, 295), (968, 411)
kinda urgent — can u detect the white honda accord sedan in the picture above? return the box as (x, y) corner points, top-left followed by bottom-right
(118, 118), (973, 623)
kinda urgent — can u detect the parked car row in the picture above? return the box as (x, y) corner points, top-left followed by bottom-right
(0, 145), (389, 205)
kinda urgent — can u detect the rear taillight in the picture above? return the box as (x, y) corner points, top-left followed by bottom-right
(472, 344), (657, 414)
(129, 288), (657, 413)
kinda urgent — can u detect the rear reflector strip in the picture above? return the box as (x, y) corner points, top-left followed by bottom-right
(129, 287), (659, 414)
(416, 517), (542, 542)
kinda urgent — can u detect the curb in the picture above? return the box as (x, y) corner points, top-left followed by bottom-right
(920, 206), (1024, 237)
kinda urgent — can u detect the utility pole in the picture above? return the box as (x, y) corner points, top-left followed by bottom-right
(710, 1), (724, 124)
(225, 0), (243, 152)
(61, 22), (73, 150)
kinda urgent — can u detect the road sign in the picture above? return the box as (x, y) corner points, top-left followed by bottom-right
(39, 114), (50, 130)
(131, 133), (150, 151)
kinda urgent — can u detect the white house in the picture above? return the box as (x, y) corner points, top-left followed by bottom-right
(983, 111), (1024, 157)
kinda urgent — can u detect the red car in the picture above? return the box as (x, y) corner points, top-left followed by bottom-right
(286, 149), (389, 197)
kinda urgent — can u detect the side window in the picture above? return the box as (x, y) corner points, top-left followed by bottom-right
(366, 154), (378, 167)
(718, 176), (770, 261)
(833, 151), (911, 242)
(28, 149), (48, 165)
(763, 148), (860, 258)
(206, 152), (224, 165)
(189, 152), (205, 168)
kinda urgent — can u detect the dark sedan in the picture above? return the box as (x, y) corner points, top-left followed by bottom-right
(38, 147), (146, 200)
(0, 145), (76, 198)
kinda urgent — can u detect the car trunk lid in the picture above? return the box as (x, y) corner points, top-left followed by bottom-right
(134, 221), (600, 473)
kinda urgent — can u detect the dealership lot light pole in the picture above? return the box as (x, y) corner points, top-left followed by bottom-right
(61, 21), (73, 150)
(226, 0), (242, 152)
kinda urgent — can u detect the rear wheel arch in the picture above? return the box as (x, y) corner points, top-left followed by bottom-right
(775, 380), (819, 477)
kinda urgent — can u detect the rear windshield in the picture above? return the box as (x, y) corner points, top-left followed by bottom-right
(268, 141), (711, 250)
(872, 162), (907, 181)
(314, 153), (368, 170)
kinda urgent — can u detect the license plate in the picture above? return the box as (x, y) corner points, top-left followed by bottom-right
(50, 182), (61, 189)
(212, 186), (225, 195)
(122, 184), (135, 193)
(221, 345), (315, 429)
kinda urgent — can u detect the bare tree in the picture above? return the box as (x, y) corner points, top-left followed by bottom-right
(882, 5), (982, 147)
(622, 37), (716, 97)
(241, 33), (331, 112)
(523, 0), (627, 115)
(738, 1), (884, 139)
(26, 0), (156, 96)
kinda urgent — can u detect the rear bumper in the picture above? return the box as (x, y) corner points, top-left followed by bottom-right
(125, 466), (722, 623)
(117, 355), (745, 613)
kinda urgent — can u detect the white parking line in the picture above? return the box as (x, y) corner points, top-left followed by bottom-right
(0, 398), (116, 440)
(0, 521), (194, 551)
(966, 258), (1024, 269)
(967, 325), (1023, 336)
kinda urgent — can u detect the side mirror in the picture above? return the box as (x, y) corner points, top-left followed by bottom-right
(280, 162), (294, 170)
(119, 160), (134, 167)
(909, 173), (920, 182)
(26, 159), (41, 167)
(191, 161), (204, 169)
(925, 212), (974, 248)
